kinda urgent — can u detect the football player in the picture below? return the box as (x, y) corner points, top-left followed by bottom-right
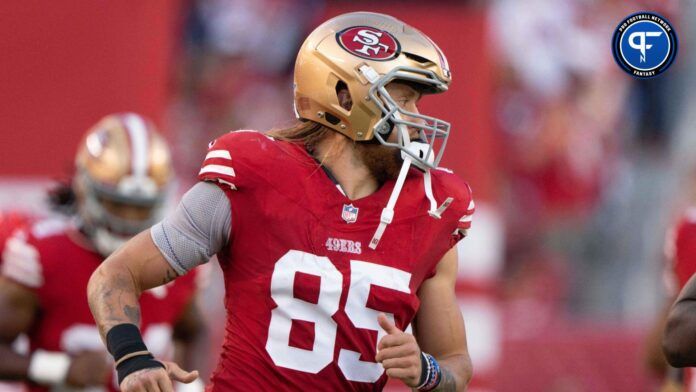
(663, 207), (696, 384)
(644, 219), (691, 392)
(88, 12), (474, 392)
(0, 210), (33, 392)
(0, 113), (204, 391)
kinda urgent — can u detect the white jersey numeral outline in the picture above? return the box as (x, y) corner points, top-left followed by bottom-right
(265, 250), (412, 382)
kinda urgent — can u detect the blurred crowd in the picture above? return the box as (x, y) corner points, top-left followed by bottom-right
(165, 0), (325, 182)
(489, 0), (686, 323)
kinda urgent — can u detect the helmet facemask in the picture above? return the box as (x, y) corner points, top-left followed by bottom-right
(77, 171), (169, 256)
(363, 66), (450, 172)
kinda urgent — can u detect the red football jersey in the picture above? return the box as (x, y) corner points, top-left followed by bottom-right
(1, 218), (198, 392)
(668, 210), (696, 291)
(663, 209), (696, 390)
(197, 131), (474, 391)
(0, 213), (34, 392)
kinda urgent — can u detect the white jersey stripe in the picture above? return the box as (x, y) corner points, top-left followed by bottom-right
(199, 164), (235, 177)
(205, 150), (232, 160)
(459, 215), (473, 223)
(123, 113), (149, 179)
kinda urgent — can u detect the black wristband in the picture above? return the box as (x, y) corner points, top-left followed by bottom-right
(116, 354), (165, 385)
(106, 324), (148, 361)
(106, 324), (164, 384)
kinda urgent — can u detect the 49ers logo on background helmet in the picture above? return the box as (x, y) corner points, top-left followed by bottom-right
(336, 26), (401, 61)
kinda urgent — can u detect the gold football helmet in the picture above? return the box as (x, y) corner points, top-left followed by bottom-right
(73, 113), (173, 256)
(293, 11), (452, 169)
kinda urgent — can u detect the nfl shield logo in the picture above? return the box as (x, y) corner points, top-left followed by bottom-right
(342, 204), (359, 224)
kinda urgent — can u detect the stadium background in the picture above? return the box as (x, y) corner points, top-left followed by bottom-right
(0, 0), (693, 390)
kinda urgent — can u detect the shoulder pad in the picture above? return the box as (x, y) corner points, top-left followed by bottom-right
(1, 229), (43, 288)
(30, 217), (71, 239)
(198, 130), (277, 190)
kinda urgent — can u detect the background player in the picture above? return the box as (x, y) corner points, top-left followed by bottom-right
(664, 238), (696, 371)
(643, 169), (696, 391)
(663, 168), (696, 377)
(0, 211), (33, 392)
(0, 113), (204, 391)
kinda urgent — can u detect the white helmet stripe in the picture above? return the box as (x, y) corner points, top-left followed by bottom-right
(123, 113), (149, 179)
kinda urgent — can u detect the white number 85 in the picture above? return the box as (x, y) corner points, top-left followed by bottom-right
(265, 250), (412, 383)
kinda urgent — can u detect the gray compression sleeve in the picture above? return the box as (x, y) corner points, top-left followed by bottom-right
(151, 181), (231, 275)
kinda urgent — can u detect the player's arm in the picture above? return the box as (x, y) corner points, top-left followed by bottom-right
(645, 298), (687, 391)
(88, 230), (180, 335)
(172, 298), (207, 374)
(0, 278), (110, 387)
(1, 239), (111, 388)
(0, 277), (37, 379)
(88, 231), (196, 391)
(375, 247), (472, 391)
(664, 273), (696, 367)
(88, 229), (179, 332)
(413, 247), (472, 391)
(646, 242), (680, 379)
(645, 300), (674, 375)
(88, 182), (230, 391)
(0, 277), (112, 387)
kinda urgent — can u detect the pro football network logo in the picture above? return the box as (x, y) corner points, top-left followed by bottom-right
(611, 12), (677, 78)
(341, 204), (359, 223)
(336, 26), (401, 61)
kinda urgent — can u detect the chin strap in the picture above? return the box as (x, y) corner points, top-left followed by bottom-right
(369, 133), (453, 250)
(369, 156), (413, 250)
(368, 159), (453, 250)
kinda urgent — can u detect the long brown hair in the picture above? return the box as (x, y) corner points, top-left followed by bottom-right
(266, 120), (333, 156)
(268, 120), (399, 184)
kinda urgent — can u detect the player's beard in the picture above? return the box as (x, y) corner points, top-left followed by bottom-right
(353, 142), (403, 184)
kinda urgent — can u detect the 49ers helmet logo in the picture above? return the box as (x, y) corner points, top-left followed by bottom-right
(336, 26), (401, 61)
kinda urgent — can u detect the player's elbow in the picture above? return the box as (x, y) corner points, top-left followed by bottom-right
(461, 355), (473, 390)
(663, 332), (689, 367)
(451, 352), (473, 391)
(663, 304), (696, 367)
(87, 255), (136, 310)
(87, 262), (110, 310)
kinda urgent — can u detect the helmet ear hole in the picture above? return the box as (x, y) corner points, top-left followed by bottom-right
(335, 80), (353, 111)
(325, 112), (341, 125)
